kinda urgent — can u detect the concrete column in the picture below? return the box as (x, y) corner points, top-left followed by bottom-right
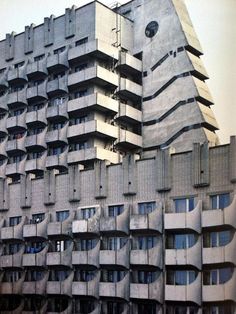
(0, 178), (9, 211)
(192, 142), (209, 187)
(5, 32), (15, 61)
(68, 164), (83, 202)
(44, 15), (54, 47)
(229, 136), (236, 183)
(95, 160), (109, 199)
(156, 148), (172, 192)
(24, 24), (34, 54)
(20, 173), (32, 209)
(123, 154), (137, 196)
(44, 169), (56, 205)
(65, 6), (76, 39)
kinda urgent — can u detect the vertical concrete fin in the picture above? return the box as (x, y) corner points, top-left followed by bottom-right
(156, 148), (172, 192)
(95, 160), (109, 199)
(65, 6), (76, 39)
(20, 174), (32, 209)
(123, 154), (137, 196)
(229, 136), (236, 183)
(44, 15), (54, 47)
(5, 32), (15, 61)
(0, 178), (9, 211)
(192, 142), (209, 187)
(24, 24), (34, 54)
(44, 169), (56, 205)
(68, 164), (82, 202)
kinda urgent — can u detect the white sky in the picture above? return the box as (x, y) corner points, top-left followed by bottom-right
(0, 0), (235, 144)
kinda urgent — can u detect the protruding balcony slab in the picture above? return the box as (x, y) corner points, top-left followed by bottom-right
(0, 274), (25, 294)
(116, 129), (142, 149)
(117, 51), (142, 75)
(22, 272), (49, 295)
(46, 243), (73, 267)
(1, 216), (27, 241)
(100, 242), (130, 268)
(0, 246), (24, 268)
(131, 244), (163, 268)
(23, 244), (49, 267)
(100, 206), (129, 235)
(47, 211), (74, 237)
(46, 272), (73, 297)
(72, 272), (100, 298)
(99, 274), (129, 300)
(130, 207), (162, 233)
(23, 213), (50, 239)
(72, 242), (100, 268)
(116, 78), (142, 101)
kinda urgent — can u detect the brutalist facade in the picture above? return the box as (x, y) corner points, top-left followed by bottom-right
(0, 0), (235, 313)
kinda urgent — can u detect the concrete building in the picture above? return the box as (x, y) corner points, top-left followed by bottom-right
(0, 0), (235, 313)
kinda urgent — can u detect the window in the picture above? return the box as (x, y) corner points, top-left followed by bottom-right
(8, 85), (24, 93)
(48, 146), (65, 156)
(0, 67), (6, 74)
(54, 46), (65, 54)
(137, 303), (156, 314)
(50, 96), (67, 106)
(25, 270), (43, 282)
(80, 238), (96, 251)
(69, 141), (87, 152)
(166, 233), (196, 249)
(56, 210), (69, 222)
(137, 271), (156, 284)
(69, 116), (87, 125)
(166, 270), (197, 285)
(138, 201), (156, 214)
(49, 121), (65, 131)
(106, 302), (124, 314)
(174, 197), (194, 213)
(80, 301), (94, 314)
(8, 155), (24, 164)
(9, 216), (21, 227)
(106, 237), (127, 250)
(27, 151), (43, 160)
(34, 54), (45, 62)
(108, 205), (124, 217)
(74, 270), (95, 282)
(27, 127), (43, 136)
(166, 306), (198, 314)
(8, 132), (25, 140)
(203, 268), (233, 285)
(10, 108), (24, 117)
(81, 207), (96, 219)
(203, 230), (232, 248)
(211, 193), (230, 210)
(14, 61), (24, 69)
(137, 236), (156, 250)
(25, 241), (45, 254)
(75, 63), (88, 72)
(75, 37), (88, 46)
(32, 213), (45, 224)
(54, 240), (70, 252)
(27, 102), (44, 112)
(203, 304), (234, 314)
(8, 243), (21, 255)
(102, 270), (125, 283)
(74, 89), (87, 98)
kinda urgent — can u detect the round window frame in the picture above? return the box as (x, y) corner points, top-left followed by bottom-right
(145, 21), (159, 38)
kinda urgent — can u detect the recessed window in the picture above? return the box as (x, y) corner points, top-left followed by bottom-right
(75, 63), (87, 72)
(34, 54), (45, 62)
(32, 213), (45, 224)
(108, 205), (124, 217)
(203, 267), (233, 285)
(9, 216), (21, 227)
(145, 21), (159, 38)
(203, 230), (232, 248)
(81, 207), (96, 219)
(74, 89), (88, 98)
(211, 193), (230, 210)
(69, 141), (87, 152)
(166, 270), (197, 285)
(14, 61), (24, 69)
(104, 237), (127, 250)
(56, 210), (69, 222)
(166, 233), (197, 249)
(174, 197), (194, 213)
(53, 46), (66, 54)
(136, 236), (156, 250)
(75, 37), (88, 46)
(138, 201), (156, 214)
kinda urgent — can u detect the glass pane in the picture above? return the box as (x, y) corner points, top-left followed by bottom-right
(219, 193), (230, 209)
(174, 234), (187, 249)
(175, 271), (187, 285)
(219, 268), (232, 284)
(188, 271), (196, 284)
(211, 232), (218, 247)
(211, 270), (217, 285)
(219, 230), (231, 246)
(188, 197), (194, 211)
(211, 195), (218, 209)
(175, 199), (187, 213)
(188, 234), (196, 248)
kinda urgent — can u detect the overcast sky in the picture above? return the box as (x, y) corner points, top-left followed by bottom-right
(0, 0), (235, 144)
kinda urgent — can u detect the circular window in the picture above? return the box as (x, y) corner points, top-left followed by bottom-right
(145, 21), (159, 38)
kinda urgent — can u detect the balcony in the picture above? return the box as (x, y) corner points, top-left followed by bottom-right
(130, 275), (163, 302)
(187, 51), (208, 80)
(5, 158), (26, 176)
(72, 242), (100, 268)
(0, 246), (24, 268)
(194, 77), (213, 106)
(72, 272), (100, 298)
(130, 205), (162, 233)
(46, 242), (73, 268)
(26, 81), (48, 101)
(6, 135), (26, 154)
(68, 65), (118, 89)
(7, 65), (28, 84)
(1, 216), (27, 241)
(100, 242), (130, 268)
(99, 274), (129, 300)
(25, 153), (46, 173)
(46, 125), (68, 145)
(23, 213), (50, 239)
(7, 88), (27, 107)
(117, 78), (142, 101)
(117, 51), (142, 75)
(131, 244), (163, 268)
(166, 239), (201, 269)
(6, 112), (26, 131)
(46, 272), (73, 296)
(72, 207), (100, 235)
(27, 58), (48, 79)
(46, 149), (68, 169)
(26, 106), (47, 126)
(68, 39), (119, 63)
(25, 130), (47, 149)
(117, 103), (142, 124)
(47, 50), (69, 71)
(203, 232), (236, 266)
(22, 244), (49, 267)
(47, 76), (68, 96)
(202, 196), (236, 229)
(47, 210), (74, 237)
(165, 200), (202, 233)
(67, 147), (120, 164)
(116, 129), (142, 149)
(47, 101), (68, 120)
(0, 274), (25, 294)
(67, 120), (118, 140)
(22, 272), (49, 295)
(202, 271), (236, 302)
(100, 205), (129, 235)
(68, 93), (118, 115)
(165, 273), (201, 305)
